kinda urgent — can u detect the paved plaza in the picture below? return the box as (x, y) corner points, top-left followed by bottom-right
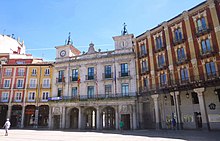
(0, 129), (219, 141)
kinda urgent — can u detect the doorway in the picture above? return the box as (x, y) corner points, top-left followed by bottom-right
(70, 108), (79, 129)
(194, 112), (202, 129)
(121, 114), (130, 130)
(53, 115), (60, 129)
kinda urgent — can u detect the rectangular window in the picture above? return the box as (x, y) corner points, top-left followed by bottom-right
(58, 70), (64, 82)
(158, 55), (165, 67)
(88, 67), (94, 80)
(177, 48), (186, 61)
(17, 79), (24, 88)
(87, 86), (94, 98)
(105, 84), (112, 96)
(2, 92), (9, 102)
(71, 87), (78, 97)
(142, 60), (148, 73)
(15, 92), (22, 101)
(72, 69), (78, 81)
(160, 74), (167, 86)
(105, 65), (112, 78)
(140, 44), (147, 55)
(192, 92), (199, 104)
(205, 62), (216, 78)
(201, 39), (211, 54)
(58, 88), (62, 97)
(121, 63), (128, 77)
(18, 68), (25, 76)
(174, 28), (182, 42)
(32, 68), (37, 76)
(43, 78), (50, 88)
(42, 92), (49, 101)
(45, 68), (50, 75)
(4, 80), (10, 88)
(30, 79), (37, 88)
(180, 68), (189, 82)
(5, 69), (12, 76)
(156, 36), (163, 49)
(121, 83), (129, 96)
(28, 92), (35, 101)
(197, 17), (207, 32)
(143, 78), (148, 88)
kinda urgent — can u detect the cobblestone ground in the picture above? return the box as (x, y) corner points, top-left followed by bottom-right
(0, 129), (219, 141)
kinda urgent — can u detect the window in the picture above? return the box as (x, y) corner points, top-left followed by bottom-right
(197, 17), (207, 32)
(180, 68), (189, 82)
(2, 92), (9, 102)
(156, 36), (163, 49)
(140, 44), (147, 55)
(105, 65), (112, 78)
(143, 78), (148, 91)
(43, 78), (50, 88)
(192, 92), (199, 104)
(205, 62), (216, 78)
(177, 48), (186, 61)
(4, 80), (10, 88)
(158, 55), (165, 68)
(160, 73), (167, 86)
(141, 60), (148, 73)
(17, 79), (24, 88)
(71, 87), (78, 97)
(72, 69), (78, 81)
(45, 68), (50, 75)
(88, 67), (94, 80)
(57, 88), (62, 97)
(87, 86), (94, 98)
(15, 92), (22, 101)
(174, 28), (182, 42)
(121, 83), (129, 96)
(32, 69), (37, 76)
(5, 69), (12, 76)
(42, 92), (49, 101)
(170, 95), (174, 106)
(121, 63), (128, 77)
(30, 79), (37, 88)
(28, 92), (35, 101)
(105, 85), (112, 96)
(18, 68), (25, 76)
(201, 39), (211, 54)
(58, 70), (64, 82)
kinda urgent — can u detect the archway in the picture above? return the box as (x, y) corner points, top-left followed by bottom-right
(70, 108), (79, 129)
(0, 105), (8, 127)
(84, 107), (96, 129)
(102, 106), (115, 129)
(38, 105), (49, 127)
(11, 105), (22, 128)
(24, 105), (36, 127)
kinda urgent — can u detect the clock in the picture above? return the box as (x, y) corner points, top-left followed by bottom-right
(60, 50), (66, 57)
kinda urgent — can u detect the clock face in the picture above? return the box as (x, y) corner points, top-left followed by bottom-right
(60, 50), (66, 57)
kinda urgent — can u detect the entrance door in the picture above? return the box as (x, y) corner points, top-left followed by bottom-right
(194, 112), (202, 129)
(53, 115), (60, 129)
(70, 108), (79, 129)
(121, 114), (130, 130)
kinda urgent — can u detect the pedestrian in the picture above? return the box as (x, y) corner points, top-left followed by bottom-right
(3, 118), (11, 136)
(119, 120), (124, 133)
(172, 118), (176, 130)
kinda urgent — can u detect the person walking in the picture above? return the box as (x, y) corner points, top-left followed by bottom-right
(119, 120), (124, 133)
(3, 118), (11, 136)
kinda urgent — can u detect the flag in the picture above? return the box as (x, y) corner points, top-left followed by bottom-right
(77, 73), (80, 86)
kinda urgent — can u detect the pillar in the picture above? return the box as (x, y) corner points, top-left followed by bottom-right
(78, 106), (81, 130)
(115, 106), (119, 130)
(138, 102), (143, 129)
(194, 88), (210, 130)
(20, 104), (25, 128)
(48, 106), (53, 129)
(132, 104), (137, 130)
(62, 106), (66, 129)
(170, 91), (182, 130)
(151, 94), (161, 129)
(96, 106), (100, 130)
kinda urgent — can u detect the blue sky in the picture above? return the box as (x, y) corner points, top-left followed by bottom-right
(1, 0), (204, 61)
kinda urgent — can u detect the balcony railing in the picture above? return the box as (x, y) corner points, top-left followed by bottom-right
(154, 44), (166, 53)
(157, 64), (167, 70)
(48, 92), (136, 102)
(173, 38), (185, 46)
(195, 26), (211, 37)
(85, 74), (97, 80)
(139, 51), (147, 58)
(102, 73), (113, 79)
(17, 72), (25, 76)
(119, 71), (130, 77)
(199, 48), (217, 59)
(141, 68), (149, 74)
(56, 77), (65, 83)
(176, 57), (189, 65)
(71, 76), (78, 82)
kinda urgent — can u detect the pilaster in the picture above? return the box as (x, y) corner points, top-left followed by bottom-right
(151, 94), (161, 129)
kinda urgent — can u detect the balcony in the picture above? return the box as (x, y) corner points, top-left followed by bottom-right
(157, 64), (167, 71)
(17, 72), (25, 76)
(139, 86), (149, 93)
(102, 73), (113, 80)
(41, 84), (51, 88)
(195, 26), (211, 37)
(85, 74), (97, 81)
(139, 51), (147, 58)
(141, 68), (149, 74)
(173, 38), (185, 46)
(71, 76), (78, 82)
(14, 85), (24, 89)
(154, 44), (166, 53)
(176, 57), (189, 66)
(119, 71), (130, 77)
(48, 92), (137, 102)
(56, 77), (65, 84)
(198, 48), (217, 59)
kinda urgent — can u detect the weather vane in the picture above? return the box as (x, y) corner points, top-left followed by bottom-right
(66, 32), (73, 45)
(121, 23), (128, 35)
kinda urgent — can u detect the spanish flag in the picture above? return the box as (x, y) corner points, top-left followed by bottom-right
(77, 74), (80, 86)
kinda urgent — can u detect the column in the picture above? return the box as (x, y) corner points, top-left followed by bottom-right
(194, 88), (210, 130)
(96, 106), (100, 130)
(138, 102), (143, 129)
(78, 106), (81, 130)
(62, 106), (66, 129)
(115, 106), (119, 130)
(208, 0), (220, 52)
(20, 104), (25, 128)
(132, 104), (137, 130)
(170, 91), (182, 130)
(151, 94), (161, 129)
(48, 106), (53, 129)
(34, 106), (39, 128)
